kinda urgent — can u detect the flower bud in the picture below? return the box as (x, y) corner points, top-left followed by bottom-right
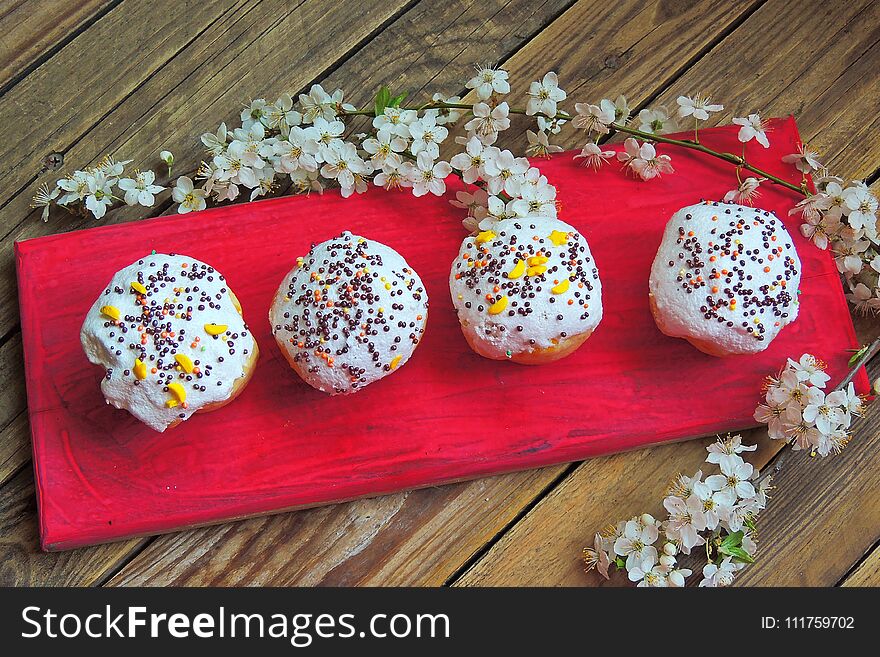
(668, 571), (686, 587)
(660, 554), (676, 568)
(160, 150), (174, 166)
(663, 542), (678, 556)
(640, 513), (656, 526)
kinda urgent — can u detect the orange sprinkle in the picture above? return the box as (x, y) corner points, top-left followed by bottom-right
(151, 367), (158, 374)
(709, 256), (716, 262)
(567, 299), (574, 305)
(763, 266), (771, 273)
(712, 286), (719, 293)
(688, 231), (695, 237)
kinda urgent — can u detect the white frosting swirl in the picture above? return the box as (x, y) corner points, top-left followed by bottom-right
(80, 253), (255, 432)
(449, 216), (603, 359)
(270, 232), (428, 394)
(649, 201), (802, 354)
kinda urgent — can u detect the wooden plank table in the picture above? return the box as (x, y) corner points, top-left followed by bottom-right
(1, 0), (878, 587)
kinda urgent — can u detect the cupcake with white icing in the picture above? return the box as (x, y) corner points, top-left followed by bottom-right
(649, 200), (802, 356)
(270, 232), (428, 394)
(449, 217), (603, 364)
(81, 253), (258, 432)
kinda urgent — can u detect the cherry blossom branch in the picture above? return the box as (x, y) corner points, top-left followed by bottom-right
(400, 101), (808, 196)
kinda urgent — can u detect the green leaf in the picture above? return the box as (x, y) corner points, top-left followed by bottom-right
(374, 86), (392, 117)
(614, 557), (626, 570)
(389, 91), (408, 108)
(720, 530), (744, 550)
(725, 546), (755, 563)
(849, 343), (870, 367)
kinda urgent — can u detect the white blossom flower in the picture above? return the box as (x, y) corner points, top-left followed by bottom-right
(408, 113), (448, 159)
(84, 171), (116, 219)
(320, 141), (369, 193)
(618, 138), (674, 181)
(482, 149), (529, 197)
(787, 354), (831, 387)
(171, 176), (207, 213)
(733, 113), (770, 148)
(790, 191), (832, 221)
(754, 399), (788, 440)
(450, 136), (490, 184)
(362, 128), (407, 168)
(636, 107), (676, 134)
(802, 388), (845, 434)
(574, 142), (615, 170)
(466, 65), (510, 100)
(676, 94), (723, 121)
(628, 556), (668, 587)
(289, 168), (323, 194)
(842, 182), (879, 238)
(705, 455), (755, 500)
(613, 518), (659, 570)
(266, 93), (302, 135)
(409, 152), (452, 197)
(782, 144), (823, 173)
(799, 212), (836, 250)
(526, 72), (566, 117)
(201, 123), (229, 156)
(724, 177), (766, 205)
(572, 102), (614, 136)
(274, 126), (320, 173)
(299, 84), (343, 122)
(95, 155), (131, 178)
(537, 115), (566, 134)
(832, 236), (869, 276)
(525, 130), (563, 158)
(56, 170), (92, 205)
(373, 107), (418, 138)
(692, 478), (735, 530)
(583, 533), (613, 580)
(699, 557), (738, 587)
(663, 494), (706, 553)
(464, 101), (510, 138)
(248, 165), (278, 201)
(431, 93), (464, 124)
(600, 95), (630, 124)
(241, 98), (271, 130)
(373, 159), (413, 191)
(30, 183), (60, 221)
(667, 566), (692, 587)
(846, 281), (880, 315)
(511, 180), (557, 218)
(706, 434), (758, 469)
(118, 170), (164, 207)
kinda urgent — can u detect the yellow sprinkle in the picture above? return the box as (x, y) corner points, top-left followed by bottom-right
(475, 230), (496, 244)
(390, 355), (403, 370)
(507, 259), (525, 279)
(488, 296), (509, 315)
(167, 382), (186, 404)
(548, 230), (569, 246)
(133, 358), (147, 380)
(175, 353), (194, 374)
(204, 323), (228, 336)
(551, 279), (570, 294)
(527, 255), (548, 266)
(130, 281), (147, 294)
(385, 283), (391, 290)
(100, 305), (120, 321)
(378, 307), (384, 313)
(165, 399), (179, 408)
(527, 265), (547, 277)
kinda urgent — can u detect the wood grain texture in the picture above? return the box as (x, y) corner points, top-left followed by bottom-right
(0, 334), (27, 486)
(0, 468), (144, 586)
(840, 545), (880, 587)
(0, 0), (117, 92)
(104, 0), (775, 586)
(0, 0), (419, 335)
(455, 0), (880, 587)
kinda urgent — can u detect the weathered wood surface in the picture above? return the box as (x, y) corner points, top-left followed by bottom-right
(0, 0), (117, 92)
(0, 0), (877, 586)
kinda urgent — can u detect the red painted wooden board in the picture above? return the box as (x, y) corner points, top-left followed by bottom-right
(16, 117), (868, 551)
